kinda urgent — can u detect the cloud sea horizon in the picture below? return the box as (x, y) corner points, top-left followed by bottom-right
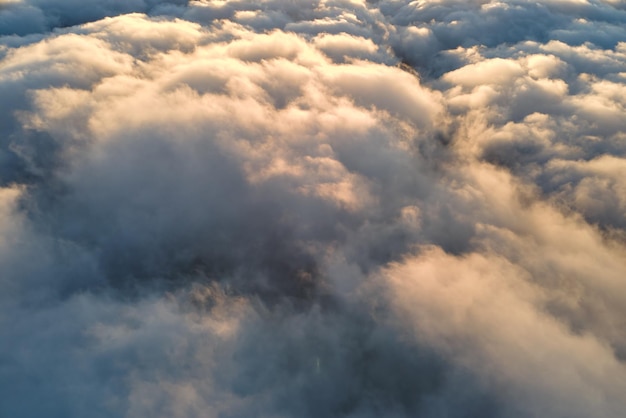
(1, 0), (626, 416)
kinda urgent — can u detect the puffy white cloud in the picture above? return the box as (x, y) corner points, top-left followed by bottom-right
(384, 246), (626, 418)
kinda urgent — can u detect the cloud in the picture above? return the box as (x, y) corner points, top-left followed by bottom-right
(0, 0), (189, 35)
(1, 0), (626, 417)
(383, 246), (626, 418)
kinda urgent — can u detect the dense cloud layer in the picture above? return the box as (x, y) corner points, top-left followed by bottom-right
(2, 1), (626, 417)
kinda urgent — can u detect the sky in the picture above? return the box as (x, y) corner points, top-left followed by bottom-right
(1, 0), (626, 417)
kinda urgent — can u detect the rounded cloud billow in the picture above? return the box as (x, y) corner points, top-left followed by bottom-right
(1, 1), (626, 417)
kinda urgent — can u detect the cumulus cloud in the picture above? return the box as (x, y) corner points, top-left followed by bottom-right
(1, 0), (626, 417)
